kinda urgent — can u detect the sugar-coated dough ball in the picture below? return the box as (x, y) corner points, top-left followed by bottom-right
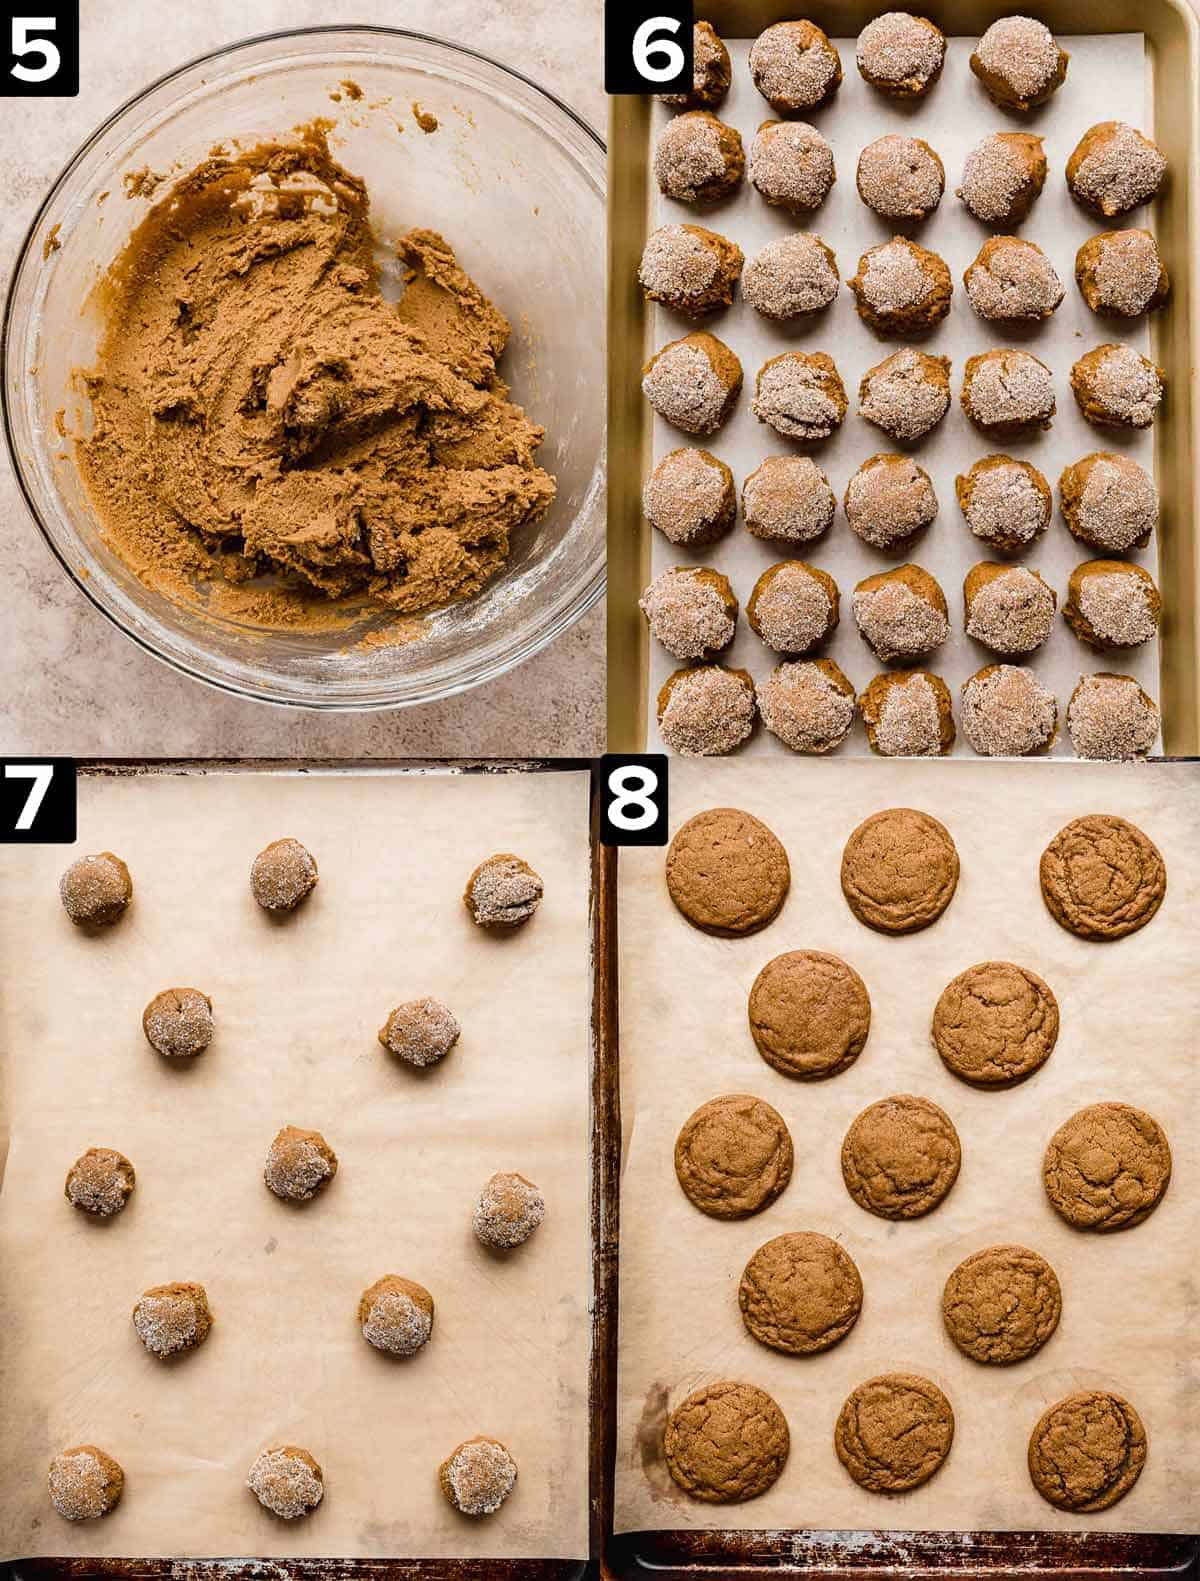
(439, 1435), (518, 1516)
(59, 852), (132, 928)
(247, 1445), (324, 1519)
(358, 1274), (434, 1356)
(250, 837), (318, 912)
(264, 1125), (338, 1202)
(463, 854), (543, 928)
(473, 1171), (545, 1249)
(142, 987), (213, 1059)
(48, 1446), (124, 1521)
(378, 996), (461, 1068)
(65, 1147), (135, 1217)
(132, 1280), (212, 1358)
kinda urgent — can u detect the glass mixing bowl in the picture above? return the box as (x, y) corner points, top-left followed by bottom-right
(3, 27), (606, 709)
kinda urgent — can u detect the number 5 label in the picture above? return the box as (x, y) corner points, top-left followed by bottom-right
(597, 754), (669, 847)
(0, 759), (76, 842)
(606, 2), (693, 95)
(4, 2), (78, 95)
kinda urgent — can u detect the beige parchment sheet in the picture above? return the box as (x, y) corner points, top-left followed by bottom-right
(0, 766), (591, 1561)
(616, 757), (1198, 1533)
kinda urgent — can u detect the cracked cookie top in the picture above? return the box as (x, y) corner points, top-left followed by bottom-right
(739, 1232), (862, 1355)
(1028, 1390), (1147, 1511)
(674, 1095), (793, 1219)
(932, 961), (1059, 1087)
(835, 1373), (954, 1493)
(1039, 813), (1165, 940)
(1043, 1101), (1171, 1231)
(748, 950), (871, 1079)
(943, 1244), (1061, 1363)
(665, 808), (790, 936)
(664, 1380), (790, 1503)
(841, 807), (959, 934)
(841, 1094), (961, 1219)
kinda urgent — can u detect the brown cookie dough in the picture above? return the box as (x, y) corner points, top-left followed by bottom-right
(835, 1374), (954, 1492)
(750, 21), (842, 114)
(653, 111), (744, 204)
(378, 997), (461, 1067)
(956, 455), (1051, 553)
(59, 852), (132, 929)
(1063, 560), (1160, 650)
(1071, 344), (1164, 430)
(961, 663), (1058, 757)
(142, 988), (213, 1059)
(859, 349), (950, 443)
(964, 236), (1064, 323)
(657, 664), (756, 756)
(943, 1245), (1061, 1363)
(743, 456), (836, 546)
(739, 1232), (863, 1355)
(263, 1125), (338, 1203)
(638, 224), (743, 318)
(747, 562), (839, 656)
(845, 454), (938, 553)
(748, 950), (871, 1080)
(970, 17), (1068, 110)
(665, 807), (790, 936)
(752, 351), (847, 443)
(1041, 813), (1165, 938)
(1028, 1392), (1147, 1511)
(247, 1445), (324, 1519)
(957, 132), (1046, 225)
(65, 1147), (135, 1217)
(664, 1381), (790, 1503)
(658, 21), (732, 110)
(933, 963), (1059, 1087)
(841, 808), (959, 935)
(842, 1095), (961, 1218)
(1067, 123), (1167, 220)
(250, 838), (317, 913)
(643, 333), (743, 435)
(439, 1436), (518, 1516)
(1067, 672), (1160, 760)
(133, 1280), (212, 1358)
(856, 13), (946, 98)
(48, 1446), (125, 1521)
(644, 447), (736, 546)
(473, 1171), (545, 1248)
(1076, 229), (1169, 319)
(758, 659), (856, 755)
(860, 669), (954, 758)
(359, 1274), (434, 1354)
(962, 349), (1055, 437)
(1045, 1102), (1171, 1231)
(1059, 453), (1158, 553)
(641, 566), (738, 662)
(848, 237), (952, 336)
(742, 234), (839, 320)
(747, 121), (836, 217)
(856, 135), (944, 222)
(464, 854), (543, 928)
(964, 562), (1056, 656)
(852, 565), (949, 664)
(674, 1094), (793, 1219)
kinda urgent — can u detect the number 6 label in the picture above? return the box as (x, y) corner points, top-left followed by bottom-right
(606, 1), (693, 95)
(3, 2), (78, 96)
(597, 754), (668, 847)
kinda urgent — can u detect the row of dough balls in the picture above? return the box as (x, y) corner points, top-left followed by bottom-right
(643, 334), (1165, 439)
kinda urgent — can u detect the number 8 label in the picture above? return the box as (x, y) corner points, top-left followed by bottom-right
(608, 764), (659, 832)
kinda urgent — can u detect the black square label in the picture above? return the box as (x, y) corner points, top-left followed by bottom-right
(606, 1), (693, 95)
(597, 754), (668, 847)
(0, 759), (76, 842)
(3, 2), (78, 96)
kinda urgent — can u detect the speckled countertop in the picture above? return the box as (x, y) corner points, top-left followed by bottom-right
(0, 0), (604, 757)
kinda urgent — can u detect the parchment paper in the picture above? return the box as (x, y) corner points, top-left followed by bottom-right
(0, 766), (591, 1560)
(615, 757), (1198, 1532)
(646, 34), (1162, 756)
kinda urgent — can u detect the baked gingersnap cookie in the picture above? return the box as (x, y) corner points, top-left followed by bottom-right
(933, 962), (1058, 1087)
(739, 1232), (862, 1355)
(942, 1245), (1061, 1363)
(664, 1381), (789, 1503)
(665, 808), (790, 936)
(1039, 814), (1165, 940)
(748, 951), (870, 1080)
(841, 1095), (961, 1219)
(1028, 1391), (1147, 1512)
(840, 808), (959, 935)
(1043, 1102), (1171, 1232)
(674, 1095), (793, 1219)
(835, 1374), (954, 1493)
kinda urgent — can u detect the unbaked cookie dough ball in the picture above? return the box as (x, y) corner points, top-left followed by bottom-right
(658, 21), (731, 110)
(264, 1125), (338, 1203)
(970, 17), (1068, 111)
(964, 563), (1057, 656)
(59, 852), (132, 929)
(65, 1147), (135, 1218)
(378, 996), (461, 1067)
(957, 132), (1046, 225)
(644, 447), (735, 547)
(961, 664), (1058, 756)
(747, 562), (839, 656)
(473, 1171), (545, 1249)
(132, 1280), (212, 1359)
(1067, 122), (1167, 219)
(142, 988), (213, 1059)
(964, 236), (1064, 323)
(853, 565), (949, 663)
(657, 665), (756, 756)
(752, 351), (847, 442)
(750, 21), (842, 115)
(859, 349), (950, 443)
(653, 110), (744, 204)
(857, 135), (944, 222)
(640, 566), (738, 662)
(758, 659), (856, 755)
(956, 455), (1051, 554)
(48, 1446), (124, 1521)
(643, 332), (742, 435)
(747, 121), (836, 216)
(1075, 229), (1169, 318)
(1071, 344), (1164, 430)
(247, 1445), (324, 1519)
(439, 1436), (518, 1517)
(250, 837), (317, 913)
(962, 349), (1055, 438)
(859, 669), (954, 757)
(848, 237), (952, 336)
(1064, 561), (1161, 651)
(638, 224), (743, 318)
(742, 234), (839, 321)
(1067, 672), (1159, 760)
(359, 1274), (434, 1355)
(743, 456), (836, 546)
(463, 855), (543, 929)
(1059, 453), (1158, 552)
(856, 12), (945, 98)
(845, 454), (938, 553)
